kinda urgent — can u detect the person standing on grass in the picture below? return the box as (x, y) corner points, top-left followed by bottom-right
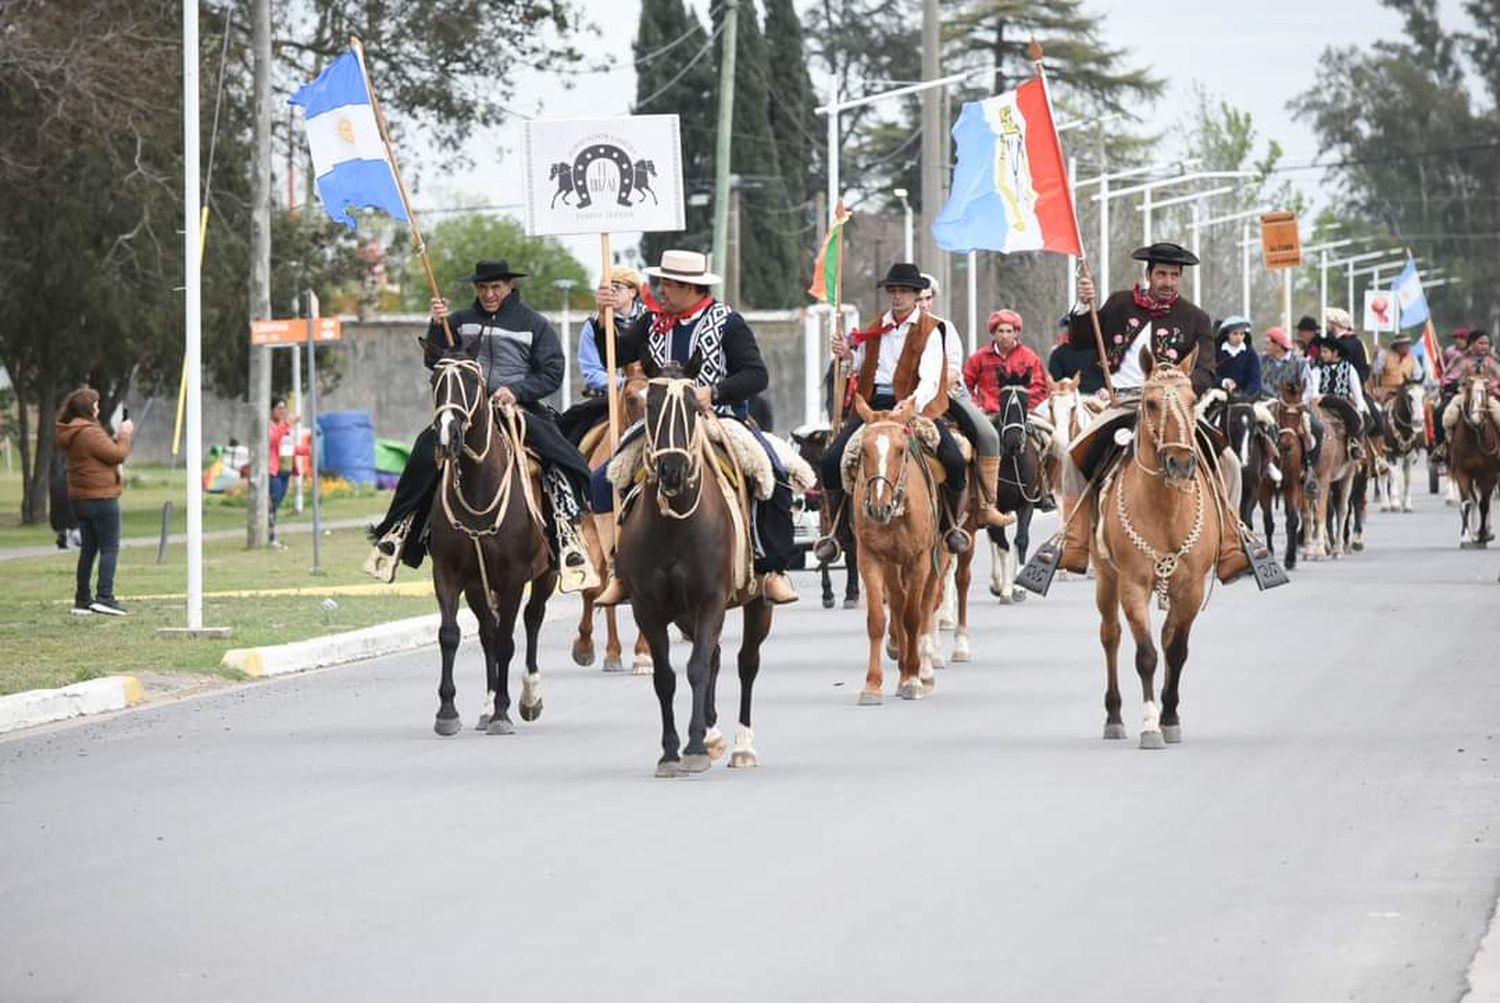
(267, 397), (306, 548)
(54, 388), (133, 616)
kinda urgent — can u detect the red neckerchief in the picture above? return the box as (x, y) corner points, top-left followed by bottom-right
(639, 288), (714, 336)
(1131, 283), (1178, 318)
(850, 308), (917, 347)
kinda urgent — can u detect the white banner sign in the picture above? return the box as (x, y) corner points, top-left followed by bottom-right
(522, 116), (685, 236)
(1363, 288), (1396, 333)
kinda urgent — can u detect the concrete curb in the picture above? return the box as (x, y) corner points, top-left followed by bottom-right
(0, 676), (146, 735)
(221, 610), (480, 678)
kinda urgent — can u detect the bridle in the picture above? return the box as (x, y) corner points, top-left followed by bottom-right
(643, 376), (706, 519)
(858, 419), (915, 522)
(998, 384), (1043, 503)
(432, 357), (494, 463)
(1386, 381), (1425, 453)
(1134, 368), (1198, 483)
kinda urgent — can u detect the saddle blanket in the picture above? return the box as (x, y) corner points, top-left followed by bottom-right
(838, 415), (954, 493)
(606, 417), (816, 501)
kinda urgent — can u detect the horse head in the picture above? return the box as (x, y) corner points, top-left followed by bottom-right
(644, 360), (703, 499)
(1400, 379), (1427, 436)
(430, 355), (487, 464)
(620, 361), (650, 426)
(1139, 346), (1200, 482)
(1465, 376), (1491, 428)
(853, 394), (917, 524)
(996, 371), (1032, 457)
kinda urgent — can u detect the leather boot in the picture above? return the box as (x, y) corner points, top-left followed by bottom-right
(761, 571), (800, 605)
(974, 456), (1016, 528)
(594, 574), (629, 607)
(1216, 517), (1253, 584)
(1060, 495), (1092, 574)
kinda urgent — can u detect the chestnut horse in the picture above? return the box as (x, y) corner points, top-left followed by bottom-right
(573, 368), (652, 674)
(1094, 349), (1223, 749)
(616, 366), (770, 776)
(427, 356), (554, 737)
(1256, 385), (1308, 570)
(850, 396), (947, 704)
(1450, 376), (1500, 548)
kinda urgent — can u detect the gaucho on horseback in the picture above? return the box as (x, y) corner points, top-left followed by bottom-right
(365, 259), (599, 589)
(590, 249), (801, 607)
(1057, 241), (1261, 584)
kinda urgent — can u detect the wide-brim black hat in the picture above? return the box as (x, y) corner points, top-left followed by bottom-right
(465, 259), (527, 283)
(877, 262), (930, 290)
(1296, 314), (1321, 333)
(1130, 242), (1200, 267)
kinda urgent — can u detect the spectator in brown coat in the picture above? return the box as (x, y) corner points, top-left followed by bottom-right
(54, 388), (133, 615)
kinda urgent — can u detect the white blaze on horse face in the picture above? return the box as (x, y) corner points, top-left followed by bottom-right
(873, 431), (893, 508)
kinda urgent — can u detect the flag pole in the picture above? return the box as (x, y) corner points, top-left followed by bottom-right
(602, 234), (621, 453)
(350, 36), (454, 348)
(830, 200), (850, 429)
(1030, 39), (1113, 401)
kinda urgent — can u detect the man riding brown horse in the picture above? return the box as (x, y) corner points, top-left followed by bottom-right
(1056, 242), (1261, 585)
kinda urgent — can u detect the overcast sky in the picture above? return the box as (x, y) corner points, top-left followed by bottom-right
(415, 0), (1480, 268)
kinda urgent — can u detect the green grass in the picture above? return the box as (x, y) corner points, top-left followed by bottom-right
(0, 525), (438, 696)
(0, 466), (388, 550)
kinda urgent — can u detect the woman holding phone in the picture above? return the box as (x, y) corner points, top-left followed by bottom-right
(54, 388), (134, 615)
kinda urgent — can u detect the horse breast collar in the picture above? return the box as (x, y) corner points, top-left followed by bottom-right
(646, 301), (732, 390)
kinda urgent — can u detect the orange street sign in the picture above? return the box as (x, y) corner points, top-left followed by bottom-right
(1260, 211), (1302, 269)
(249, 317), (342, 344)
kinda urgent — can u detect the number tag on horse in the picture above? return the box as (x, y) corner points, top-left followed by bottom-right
(1249, 546), (1290, 590)
(1017, 536), (1062, 596)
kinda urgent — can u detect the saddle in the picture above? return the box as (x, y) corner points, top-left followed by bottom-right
(838, 415), (944, 493)
(1317, 395), (1365, 444)
(577, 420), (612, 462)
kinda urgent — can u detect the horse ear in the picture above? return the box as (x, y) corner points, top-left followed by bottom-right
(1139, 345), (1155, 377)
(1181, 346), (1200, 374)
(854, 394), (873, 422)
(892, 396), (916, 424)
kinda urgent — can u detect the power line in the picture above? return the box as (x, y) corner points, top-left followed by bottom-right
(634, 5), (722, 67)
(1269, 139), (1500, 175)
(634, 21), (725, 110)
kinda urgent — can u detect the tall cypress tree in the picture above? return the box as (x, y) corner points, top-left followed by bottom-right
(762, 0), (821, 280)
(634, 0), (717, 268)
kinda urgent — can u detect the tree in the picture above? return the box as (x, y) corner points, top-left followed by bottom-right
(392, 214), (592, 314)
(761, 0), (821, 276)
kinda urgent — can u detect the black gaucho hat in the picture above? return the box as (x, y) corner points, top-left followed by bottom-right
(1296, 314), (1321, 334)
(877, 262), (930, 290)
(465, 259), (527, 283)
(1130, 242), (1200, 268)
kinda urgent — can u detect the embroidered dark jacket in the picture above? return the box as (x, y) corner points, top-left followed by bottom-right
(1068, 291), (1217, 394)
(602, 304), (769, 406)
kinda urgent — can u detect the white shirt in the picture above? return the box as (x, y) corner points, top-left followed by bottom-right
(851, 306), (946, 413)
(1113, 324), (1158, 391)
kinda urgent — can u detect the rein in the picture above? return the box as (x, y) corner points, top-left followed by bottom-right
(1134, 373), (1197, 482)
(1386, 387), (1424, 454)
(998, 387), (1043, 504)
(643, 378), (706, 520)
(858, 420), (916, 521)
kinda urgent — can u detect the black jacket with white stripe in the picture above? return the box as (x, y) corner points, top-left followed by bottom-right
(425, 289), (563, 405)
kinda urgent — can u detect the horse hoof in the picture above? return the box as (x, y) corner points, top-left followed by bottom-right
(1352, 541), (1364, 552)
(822, 596), (835, 609)
(655, 759), (686, 778)
(1139, 730), (1166, 750)
(680, 753), (712, 774)
(631, 656), (653, 676)
(519, 699), (542, 723)
(952, 647), (970, 664)
(858, 691), (883, 706)
(729, 750), (758, 768)
(475, 713), (491, 730)
(897, 683), (924, 701)
(434, 716), (462, 737)
(705, 727), (727, 762)
(920, 680), (935, 696)
(938, 616), (957, 631)
(571, 641), (595, 667)
(1103, 722), (1128, 740)
(486, 718), (515, 736)
(1162, 724), (1182, 744)
(602, 655), (626, 673)
(1010, 589), (1027, 604)
(843, 597), (859, 610)
(988, 583), (1004, 597)
(996, 592), (1012, 605)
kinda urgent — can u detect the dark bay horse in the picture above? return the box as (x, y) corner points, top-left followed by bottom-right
(1256, 387), (1308, 570)
(987, 374), (1045, 604)
(1450, 376), (1500, 547)
(427, 356), (555, 737)
(616, 365), (771, 776)
(791, 426), (860, 610)
(1094, 349), (1222, 749)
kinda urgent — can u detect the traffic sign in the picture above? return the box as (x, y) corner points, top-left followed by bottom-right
(249, 317), (342, 345)
(1259, 211), (1302, 269)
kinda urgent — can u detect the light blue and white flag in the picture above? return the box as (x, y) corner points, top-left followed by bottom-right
(1390, 255), (1429, 328)
(288, 51), (407, 229)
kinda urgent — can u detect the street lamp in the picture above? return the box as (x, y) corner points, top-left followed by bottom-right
(554, 278), (576, 411)
(893, 187), (914, 261)
(1073, 157), (1202, 301)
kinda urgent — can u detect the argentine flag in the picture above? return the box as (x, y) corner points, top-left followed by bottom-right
(289, 51), (408, 229)
(1391, 256), (1429, 328)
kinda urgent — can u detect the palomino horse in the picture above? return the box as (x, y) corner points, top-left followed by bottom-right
(1256, 386), (1309, 570)
(1449, 376), (1500, 548)
(791, 426), (860, 610)
(1036, 378), (1105, 499)
(427, 356), (554, 737)
(850, 396), (948, 704)
(1380, 378), (1427, 513)
(573, 368), (653, 674)
(615, 365), (770, 776)
(1094, 349), (1223, 749)
(988, 374), (1046, 604)
(1305, 398), (1361, 560)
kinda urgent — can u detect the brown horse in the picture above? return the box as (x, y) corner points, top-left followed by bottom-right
(791, 426), (861, 610)
(1094, 349), (1222, 749)
(1256, 386), (1308, 570)
(427, 356), (555, 737)
(1449, 376), (1500, 548)
(615, 365), (771, 776)
(573, 368), (652, 674)
(1379, 378), (1427, 513)
(850, 396), (947, 704)
(1305, 399), (1360, 560)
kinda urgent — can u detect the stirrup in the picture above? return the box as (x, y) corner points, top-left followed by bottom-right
(555, 520), (600, 594)
(813, 535), (843, 564)
(943, 526), (972, 555)
(362, 515), (413, 583)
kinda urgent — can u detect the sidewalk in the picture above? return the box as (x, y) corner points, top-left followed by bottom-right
(0, 515), (377, 563)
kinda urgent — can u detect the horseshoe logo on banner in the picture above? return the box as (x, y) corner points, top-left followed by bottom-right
(572, 144), (635, 209)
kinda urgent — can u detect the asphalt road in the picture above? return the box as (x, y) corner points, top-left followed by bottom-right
(3, 492), (1498, 1002)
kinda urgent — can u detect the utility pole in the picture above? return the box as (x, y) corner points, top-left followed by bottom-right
(918, 0), (941, 275)
(712, 0), (738, 278)
(727, 181), (743, 306)
(246, 0), (272, 548)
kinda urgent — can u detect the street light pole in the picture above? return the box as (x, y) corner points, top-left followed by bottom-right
(894, 187), (913, 260)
